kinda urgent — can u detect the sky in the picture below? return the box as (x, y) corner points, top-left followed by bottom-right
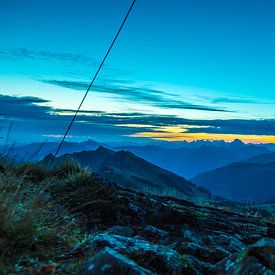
(1, 0), (275, 144)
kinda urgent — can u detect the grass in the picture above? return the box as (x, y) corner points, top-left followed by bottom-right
(0, 158), (85, 273)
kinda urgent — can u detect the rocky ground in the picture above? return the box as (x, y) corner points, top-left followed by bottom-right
(0, 160), (274, 274)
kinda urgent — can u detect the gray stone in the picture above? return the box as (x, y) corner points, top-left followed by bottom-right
(128, 202), (146, 216)
(143, 225), (169, 239)
(106, 226), (135, 237)
(213, 238), (275, 274)
(79, 247), (154, 274)
(84, 232), (182, 274)
(181, 229), (202, 245)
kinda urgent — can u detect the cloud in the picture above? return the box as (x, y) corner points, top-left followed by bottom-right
(1, 93), (275, 144)
(0, 48), (234, 113)
(41, 79), (230, 112)
(212, 97), (266, 104)
(0, 48), (95, 66)
(0, 94), (53, 120)
(41, 79), (89, 90)
(0, 48), (132, 78)
(55, 108), (106, 114)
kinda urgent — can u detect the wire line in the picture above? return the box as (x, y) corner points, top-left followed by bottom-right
(54, 0), (136, 157)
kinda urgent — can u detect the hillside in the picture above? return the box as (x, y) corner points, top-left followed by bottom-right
(43, 146), (211, 202)
(192, 161), (275, 203)
(0, 159), (274, 273)
(245, 151), (275, 164)
(115, 139), (269, 178)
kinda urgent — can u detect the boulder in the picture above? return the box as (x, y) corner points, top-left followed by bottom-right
(79, 247), (154, 274)
(213, 233), (245, 253)
(106, 226), (135, 237)
(181, 229), (202, 245)
(174, 242), (229, 264)
(213, 238), (275, 274)
(80, 232), (182, 274)
(141, 225), (169, 244)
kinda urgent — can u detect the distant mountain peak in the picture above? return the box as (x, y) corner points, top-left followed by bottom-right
(94, 145), (113, 154)
(231, 139), (245, 146)
(80, 139), (101, 146)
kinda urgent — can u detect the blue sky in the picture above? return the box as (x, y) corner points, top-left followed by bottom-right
(1, 0), (275, 144)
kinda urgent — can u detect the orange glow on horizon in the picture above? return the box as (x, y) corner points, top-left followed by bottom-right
(126, 125), (275, 144)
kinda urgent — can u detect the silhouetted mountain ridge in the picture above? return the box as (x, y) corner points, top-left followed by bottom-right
(43, 146), (211, 202)
(4, 139), (270, 178)
(115, 140), (269, 178)
(245, 151), (275, 164)
(192, 160), (275, 203)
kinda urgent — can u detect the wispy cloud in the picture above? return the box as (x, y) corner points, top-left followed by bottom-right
(212, 97), (269, 104)
(0, 48), (95, 66)
(0, 48), (132, 78)
(41, 79), (89, 90)
(40, 79), (231, 112)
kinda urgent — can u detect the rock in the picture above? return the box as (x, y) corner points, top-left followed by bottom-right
(246, 238), (275, 271)
(209, 247), (230, 263)
(213, 234), (244, 253)
(175, 242), (229, 264)
(175, 241), (201, 255)
(128, 202), (146, 218)
(142, 225), (169, 243)
(181, 254), (213, 274)
(106, 226), (135, 237)
(0, 164), (5, 174)
(165, 224), (176, 231)
(228, 236), (245, 253)
(181, 229), (202, 245)
(266, 224), (275, 238)
(243, 233), (266, 245)
(79, 247), (154, 274)
(81, 232), (182, 274)
(213, 238), (275, 274)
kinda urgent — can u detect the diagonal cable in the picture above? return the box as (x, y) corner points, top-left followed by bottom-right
(54, 0), (136, 157)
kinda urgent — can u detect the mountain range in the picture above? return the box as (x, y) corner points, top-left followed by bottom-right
(3, 139), (270, 179)
(245, 151), (275, 164)
(192, 153), (275, 203)
(3, 139), (274, 204)
(114, 139), (270, 178)
(43, 146), (212, 203)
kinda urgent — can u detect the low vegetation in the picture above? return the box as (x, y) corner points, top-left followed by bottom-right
(0, 159), (84, 273)
(0, 157), (274, 273)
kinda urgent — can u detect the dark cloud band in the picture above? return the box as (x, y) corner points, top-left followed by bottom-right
(0, 94), (275, 139)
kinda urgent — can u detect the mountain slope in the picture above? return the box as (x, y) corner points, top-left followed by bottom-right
(192, 161), (275, 203)
(245, 151), (275, 164)
(44, 146), (211, 202)
(115, 140), (269, 178)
